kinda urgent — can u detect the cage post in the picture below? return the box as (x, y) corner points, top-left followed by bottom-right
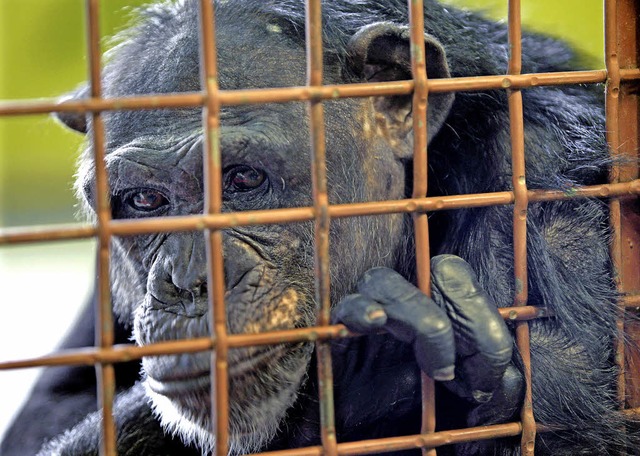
(506, 0), (536, 454)
(197, 1), (230, 454)
(605, 0), (626, 411)
(85, 0), (117, 454)
(406, 0), (437, 455)
(305, 0), (338, 454)
(605, 0), (640, 409)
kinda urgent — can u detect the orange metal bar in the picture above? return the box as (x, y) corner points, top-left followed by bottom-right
(305, 0), (338, 454)
(605, 0), (640, 411)
(605, 0), (627, 411)
(406, 0), (436, 454)
(248, 422), (529, 456)
(85, 1), (116, 454)
(9, 69), (640, 117)
(197, 1), (230, 454)
(0, 305), (552, 372)
(624, 295), (640, 309)
(508, 1), (527, 305)
(2, 179), (639, 245)
(507, 1), (536, 454)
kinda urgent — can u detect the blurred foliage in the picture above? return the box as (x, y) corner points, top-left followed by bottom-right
(0, 0), (147, 226)
(0, 0), (605, 227)
(442, 0), (604, 64)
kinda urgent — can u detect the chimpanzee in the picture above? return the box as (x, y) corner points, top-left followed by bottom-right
(1, 0), (630, 455)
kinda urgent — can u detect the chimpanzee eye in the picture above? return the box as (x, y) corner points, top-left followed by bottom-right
(124, 189), (169, 212)
(225, 166), (267, 192)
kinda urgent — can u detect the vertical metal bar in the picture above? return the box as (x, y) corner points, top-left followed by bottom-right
(305, 0), (338, 454)
(86, 1), (116, 454)
(407, 1), (436, 455)
(606, 0), (640, 409)
(197, 2), (229, 455)
(604, 0), (626, 411)
(506, 1), (536, 454)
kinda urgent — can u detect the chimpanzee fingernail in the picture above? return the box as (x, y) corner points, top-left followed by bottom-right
(472, 390), (494, 403)
(365, 306), (387, 325)
(432, 365), (455, 381)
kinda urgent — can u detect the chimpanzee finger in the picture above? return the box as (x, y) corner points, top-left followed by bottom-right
(333, 294), (388, 333)
(355, 267), (456, 381)
(430, 255), (513, 401)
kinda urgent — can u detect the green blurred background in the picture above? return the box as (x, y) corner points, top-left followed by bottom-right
(0, 0), (605, 227)
(0, 0), (149, 226)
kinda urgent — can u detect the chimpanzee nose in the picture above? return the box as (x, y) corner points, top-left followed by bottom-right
(171, 265), (208, 299)
(147, 233), (209, 318)
(174, 282), (209, 317)
(147, 270), (209, 318)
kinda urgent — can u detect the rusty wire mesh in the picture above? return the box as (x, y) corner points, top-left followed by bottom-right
(0, 0), (639, 455)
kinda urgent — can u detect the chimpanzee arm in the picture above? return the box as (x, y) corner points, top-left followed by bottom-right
(0, 290), (139, 456)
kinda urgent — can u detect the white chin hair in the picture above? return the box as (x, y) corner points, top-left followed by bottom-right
(142, 379), (277, 455)
(143, 381), (216, 455)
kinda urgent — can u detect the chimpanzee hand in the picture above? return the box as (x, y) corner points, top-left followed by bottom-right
(332, 255), (522, 439)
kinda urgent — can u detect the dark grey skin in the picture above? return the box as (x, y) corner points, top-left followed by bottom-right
(2, 1), (628, 455)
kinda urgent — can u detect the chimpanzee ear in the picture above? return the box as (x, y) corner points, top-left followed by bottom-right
(53, 83), (90, 134)
(347, 22), (454, 149)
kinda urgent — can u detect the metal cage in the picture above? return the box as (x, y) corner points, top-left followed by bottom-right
(1, 1), (639, 455)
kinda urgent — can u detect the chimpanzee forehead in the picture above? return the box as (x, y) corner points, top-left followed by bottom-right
(102, 1), (308, 98)
(98, 1), (311, 148)
(215, 21), (307, 91)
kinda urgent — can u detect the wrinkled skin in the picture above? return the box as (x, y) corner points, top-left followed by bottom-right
(2, 1), (627, 455)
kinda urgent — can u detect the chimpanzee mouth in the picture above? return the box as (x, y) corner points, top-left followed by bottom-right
(227, 345), (287, 377)
(146, 372), (210, 399)
(145, 346), (287, 399)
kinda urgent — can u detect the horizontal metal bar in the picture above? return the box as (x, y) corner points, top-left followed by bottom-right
(620, 68), (640, 80)
(0, 306), (547, 371)
(4, 69), (639, 117)
(0, 93), (205, 116)
(2, 180), (638, 245)
(0, 224), (97, 244)
(248, 421), (560, 456)
(500, 305), (551, 321)
(527, 180), (640, 202)
(0, 339), (215, 370)
(623, 407), (640, 416)
(0, 326), (350, 370)
(624, 295), (640, 308)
